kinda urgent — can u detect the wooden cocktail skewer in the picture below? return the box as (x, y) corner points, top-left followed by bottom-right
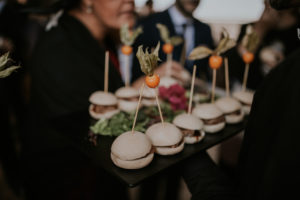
(242, 62), (250, 92)
(188, 29), (236, 103)
(104, 51), (109, 93)
(224, 57), (230, 97)
(136, 43), (164, 126)
(240, 25), (259, 92)
(124, 55), (130, 87)
(188, 65), (197, 114)
(151, 88), (165, 126)
(120, 24), (143, 87)
(211, 68), (217, 103)
(156, 23), (183, 78)
(131, 83), (145, 134)
(166, 53), (172, 77)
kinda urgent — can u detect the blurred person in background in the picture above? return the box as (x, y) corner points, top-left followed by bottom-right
(131, 0), (214, 89)
(23, 0), (137, 199)
(228, 0), (300, 90)
(182, 0), (300, 200)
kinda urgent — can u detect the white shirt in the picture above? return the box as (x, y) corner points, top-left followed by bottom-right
(118, 46), (133, 83)
(168, 5), (195, 57)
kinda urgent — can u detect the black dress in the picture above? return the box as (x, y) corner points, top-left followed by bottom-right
(22, 14), (126, 200)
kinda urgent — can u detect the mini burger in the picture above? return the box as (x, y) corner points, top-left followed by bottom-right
(215, 97), (244, 124)
(145, 122), (184, 155)
(173, 113), (205, 144)
(232, 90), (254, 115)
(89, 91), (120, 119)
(115, 86), (140, 113)
(111, 131), (154, 169)
(142, 86), (157, 106)
(159, 76), (180, 88)
(192, 103), (226, 133)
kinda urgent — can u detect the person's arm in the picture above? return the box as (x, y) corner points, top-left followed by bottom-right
(182, 151), (239, 200)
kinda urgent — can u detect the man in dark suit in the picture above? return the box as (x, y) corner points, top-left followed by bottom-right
(132, 0), (214, 85)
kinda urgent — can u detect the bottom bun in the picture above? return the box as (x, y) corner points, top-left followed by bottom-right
(155, 141), (184, 155)
(242, 105), (251, 115)
(184, 131), (205, 144)
(204, 122), (225, 133)
(118, 100), (139, 113)
(111, 152), (154, 170)
(142, 99), (156, 106)
(89, 104), (120, 119)
(225, 110), (244, 124)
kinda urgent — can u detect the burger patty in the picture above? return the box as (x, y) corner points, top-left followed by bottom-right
(155, 138), (184, 148)
(112, 146), (154, 161)
(118, 97), (139, 101)
(226, 109), (241, 116)
(92, 104), (118, 114)
(240, 101), (251, 106)
(202, 115), (225, 125)
(143, 96), (155, 100)
(179, 128), (202, 137)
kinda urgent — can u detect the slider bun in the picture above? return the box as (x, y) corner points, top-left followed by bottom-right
(146, 122), (182, 146)
(142, 99), (157, 106)
(232, 90), (254, 105)
(118, 100), (138, 113)
(233, 91), (254, 115)
(111, 152), (154, 170)
(115, 87), (139, 98)
(215, 97), (242, 114)
(89, 104), (120, 119)
(192, 103), (223, 119)
(142, 86), (156, 98)
(111, 131), (152, 161)
(225, 109), (244, 124)
(173, 113), (203, 130)
(184, 130), (205, 144)
(204, 122), (226, 133)
(89, 91), (118, 106)
(155, 141), (184, 155)
(241, 105), (251, 115)
(159, 76), (180, 88)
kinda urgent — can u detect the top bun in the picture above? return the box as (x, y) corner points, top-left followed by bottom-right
(146, 122), (182, 146)
(111, 131), (152, 161)
(192, 103), (223, 119)
(233, 90), (254, 105)
(143, 86), (156, 98)
(115, 87), (139, 98)
(89, 91), (118, 106)
(173, 113), (203, 130)
(159, 76), (180, 88)
(215, 97), (242, 114)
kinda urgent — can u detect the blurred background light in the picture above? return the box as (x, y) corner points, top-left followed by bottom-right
(135, 0), (265, 24)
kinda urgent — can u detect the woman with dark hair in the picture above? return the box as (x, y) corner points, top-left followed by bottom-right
(22, 0), (135, 199)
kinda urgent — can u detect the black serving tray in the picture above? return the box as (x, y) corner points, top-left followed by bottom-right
(76, 117), (247, 188)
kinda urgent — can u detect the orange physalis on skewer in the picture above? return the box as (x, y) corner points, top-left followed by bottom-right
(136, 42), (161, 89)
(156, 23), (183, 78)
(156, 23), (182, 54)
(240, 25), (260, 91)
(189, 28), (236, 103)
(120, 24), (143, 86)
